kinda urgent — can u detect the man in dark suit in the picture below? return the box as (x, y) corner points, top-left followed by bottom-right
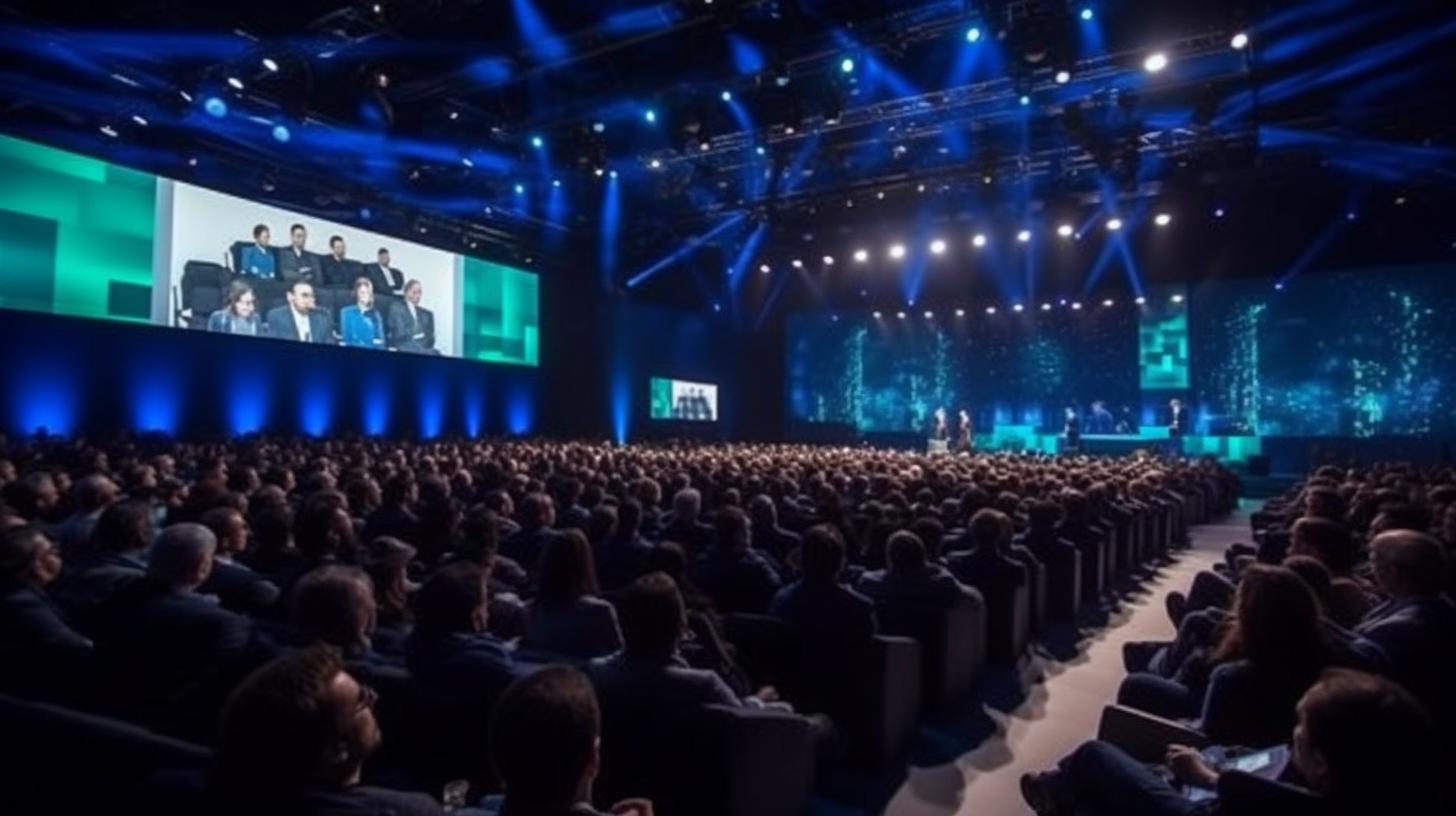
(690, 507), (782, 614)
(1063, 407), (1082, 451)
(0, 526), (93, 698)
(769, 524), (878, 649)
(946, 509), (1028, 661)
(1089, 400), (1115, 434)
(277, 223), (317, 282)
(265, 281), (333, 343)
(198, 507), (279, 616)
(319, 235), (360, 287)
(749, 494), (801, 570)
(97, 523), (253, 736)
(499, 492), (560, 577)
(1169, 398), (1189, 438)
(364, 248), (405, 294)
(660, 488), (715, 553)
(856, 529), (982, 612)
(387, 279), (437, 354)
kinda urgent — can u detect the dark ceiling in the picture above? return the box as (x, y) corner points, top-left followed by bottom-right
(0, 0), (1453, 321)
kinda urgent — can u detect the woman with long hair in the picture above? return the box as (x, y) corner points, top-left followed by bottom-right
(206, 280), (262, 336)
(520, 529), (622, 660)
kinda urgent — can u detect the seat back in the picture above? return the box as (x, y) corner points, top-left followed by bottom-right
(876, 598), (984, 713)
(181, 261), (230, 317)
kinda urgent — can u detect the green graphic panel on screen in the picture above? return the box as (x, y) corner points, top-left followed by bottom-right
(1139, 287), (1190, 390)
(649, 378), (674, 419)
(461, 257), (539, 367)
(0, 135), (156, 322)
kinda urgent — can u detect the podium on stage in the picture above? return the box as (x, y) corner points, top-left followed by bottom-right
(927, 438), (949, 454)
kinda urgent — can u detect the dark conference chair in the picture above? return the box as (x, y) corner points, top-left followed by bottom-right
(876, 597), (986, 714)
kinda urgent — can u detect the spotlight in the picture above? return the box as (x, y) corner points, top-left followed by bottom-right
(966, 27), (982, 43)
(592, 122), (606, 133)
(823, 255), (835, 266)
(1171, 294), (1185, 303)
(1106, 217), (1124, 231)
(1012, 303), (1025, 313)
(448, 110), (460, 120)
(840, 57), (855, 74)
(99, 124), (118, 138)
(1041, 303), (1052, 311)
(985, 306), (997, 315)
(226, 76), (244, 90)
(972, 233), (988, 248)
(760, 264), (771, 274)
(1019, 95), (1031, 106)
(649, 158), (662, 169)
(889, 243), (907, 260)
(1080, 8), (1094, 21)
(924, 310), (934, 319)
(720, 90), (733, 102)
(594, 167), (605, 177)
(853, 249), (869, 263)
(1274, 282), (1285, 291)
(1214, 207), (1226, 218)
(552, 179), (562, 187)
(531, 135), (544, 149)
(644, 109), (657, 123)
(514, 183), (525, 194)
(896, 311), (906, 320)
(873, 311), (882, 319)
(699, 140), (711, 152)
(1135, 296), (1147, 304)
(917, 183), (927, 193)
(930, 239), (947, 255)
(609, 169), (618, 179)
(955, 308), (966, 317)
(791, 259), (804, 269)
(755, 145), (767, 156)
(1071, 302), (1083, 310)
(262, 57), (279, 72)
(131, 114), (149, 127)
(1144, 52), (1169, 73)
(1057, 224), (1074, 238)
(1346, 211), (1357, 222)
(271, 124), (291, 142)
(203, 97), (228, 117)
(1103, 298), (1115, 307)
(1055, 70), (1071, 84)
(1231, 32), (1249, 50)
(1155, 212), (1172, 226)
(1017, 229), (1032, 243)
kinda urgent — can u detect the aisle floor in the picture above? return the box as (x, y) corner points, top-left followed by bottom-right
(880, 510), (1248, 816)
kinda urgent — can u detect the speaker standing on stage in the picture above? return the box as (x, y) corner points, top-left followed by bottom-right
(1169, 398), (1189, 438)
(957, 409), (973, 452)
(933, 407), (949, 441)
(1063, 406), (1082, 452)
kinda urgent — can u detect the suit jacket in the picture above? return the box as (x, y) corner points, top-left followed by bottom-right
(689, 547), (783, 614)
(265, 305), (333, 343)
(500, 527), (559, 574)
(277, 247), (317, 282)
(0, 581), (93, 651)
(1356, 595), (1456, 725)
(198, 559), (280, 616)
(319, 254), (361, 287)
(387, 302), (436, 352)
(1171, 406), (1190, 435)
(238, 244), (276, 279)
(521, 596), (622, 660)
(855, 564), (981, 612)
(363, 263), (403, 293)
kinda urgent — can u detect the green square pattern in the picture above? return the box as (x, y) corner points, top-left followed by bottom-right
(1139, 290), (1190, 390)
(461, 256), (539, 367)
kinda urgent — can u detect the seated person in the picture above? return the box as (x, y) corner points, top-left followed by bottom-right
(207, 280), (263, 336)
(53, 498), (154, 627)
(339, 277), (386, 349)
(521, 529), (623, 660)
(51, 473), (119, 560)
(265, 281), (333, 344)
(769, 523), (878, 647)
(0, 525), (92, 697)
(95, 523), (254, 736)
(490, 666), (651, 816)
(387, 280), (437, 354)
(290, 565), (400, 675)
(659, 488), (714, 553)
(856, 529), (983, 612)
(689, 506), (782, 614)
(359, 536), (417, 658)
(749, 494), (801, 571)
(319, 235), (359, 287)
(364, 248), (404, 294)
(238, 224), (276, 279)
(277, 223), (317, 282)
(1020, 669), (1442, 816)
(198, 506), (279, 615)
(595, 498), (654, 591)
(210, 645), (446, 815)
(1288, 517), (1373, 628)
(499, 492), (559, 576)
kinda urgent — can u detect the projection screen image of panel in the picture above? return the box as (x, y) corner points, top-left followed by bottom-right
(650, 377), (719, 421)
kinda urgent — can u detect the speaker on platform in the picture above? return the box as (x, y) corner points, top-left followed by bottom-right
(1247, 455), (1271, 476)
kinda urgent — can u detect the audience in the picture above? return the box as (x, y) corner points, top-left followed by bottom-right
(689, 505), (783, 614)
(522, 529), (623, 660)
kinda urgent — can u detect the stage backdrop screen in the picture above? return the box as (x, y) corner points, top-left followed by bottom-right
(0, 133), (538, 366)
(1191, 266), (1456, 437)
(786, 308), (1140, 433)
(650, 377), (719, 421)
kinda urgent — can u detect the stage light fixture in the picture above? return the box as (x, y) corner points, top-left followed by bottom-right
(972, 233), (988, 248)
(759, 264), (771, 274)
(1055, 70), (1071, 84)
(791, 259), (804, 269)
(592, 122), (606, 133)
(755, 145), (767, 156)
(1155, 213), (1172, 226)
(1019, 95), (1031, 106)
(131, 114), (149, 127)
(1013, 303), (1025, 313)
(608, 169), (618, 181)
(699, 140), (712, 152)
(262, 57), (279, 72)
(873, 311), (882, 318)
(823, 255), (835, 266)
(1274, 282), (1285, 291)
(985, 306), (997, 315)
(1135, 296), (1147, 305)
(644, 109), (657, 123)
(1041, 303), (1052, 311)
(204, 97), (228, 117)
(531, 135), (544, 149)
(917, 183), (927, 193)
(1057, 224), (1074, 238)
(1080, 8), (1094, 21)
(853, 249), (869, 263)
(955, 308), (966, 317)
(1231, 32), (1249, 50)
(1346, 211), (1357, 222)
(594, 167), (605, 177)
(1171, 294), (1185, 303)
(889, 243), (907, 260)
(720, 90), (732, 102)
(1144, 52), (1169, 73)
(1017, 229), (1032, 243)
(272, 124), (291, 142)
(840, 57), (855, 74)
(966, 27), (982, 43)
(1106, 217), (1124, 231)
(552, 179), (562, 187)
(226, 76), (244, 90)
(649, 158), (662, 169)
(99, 124), (118, 138)
(1103, 299), (1115, 307)
(924, 310), (934, 319)
(1071, 302), (1083, 310)
(897, 311), (906, 319)
(930, 239), (947, 255)
(514, 183), (525, 194)
(1214, 207), (1226, 218)
(448, 110), (460, 120)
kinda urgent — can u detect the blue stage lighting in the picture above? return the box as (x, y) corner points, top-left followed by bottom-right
(592, 121), (605, 133)
(1080, 8), (1094, 21)
(966, 27), (982, 43)
(755, 145), (766, 156)
(840, 57), (855, 74)
(203, 97), (228, 117)
(530, 135), (544, 149)
(514, 183), (525, 194)
(1020, 95), (1031, 106)
(720, 90), (732, 102)
(644, 108), (657, 123)
(271, 124), (291, 142)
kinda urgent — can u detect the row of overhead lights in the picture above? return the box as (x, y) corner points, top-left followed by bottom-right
(864, 293), (1187, 319)
(754, 215), (1173, 273)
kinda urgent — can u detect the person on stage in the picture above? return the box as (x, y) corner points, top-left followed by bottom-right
(1169, 398), (1189, 438)
(1115, 403), (1138, 435)
(1063, 406), (1082, 452)
(1089, 400), (1115, 434)
(957, 409), (973, 452)
(933, 407), (949, 441)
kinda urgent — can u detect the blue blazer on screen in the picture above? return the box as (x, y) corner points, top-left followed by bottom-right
(339, 305), (386, 349)
(264, 305), (333, 343)
(238, 244), (276, 279)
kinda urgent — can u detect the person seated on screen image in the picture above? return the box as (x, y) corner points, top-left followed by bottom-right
(365, 248), (404, 294)
(278, 223), (317, 283)
(1089, 400), (1116, 434)
(207, 280), (263, 336)
(388, 279), (437, 354)
(339, 277), (386, 350)
(266, 281), (333, 344)
(320, 235), (359, 287)
(238, 224), (276, 279)
(692, 389), (714, 421)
